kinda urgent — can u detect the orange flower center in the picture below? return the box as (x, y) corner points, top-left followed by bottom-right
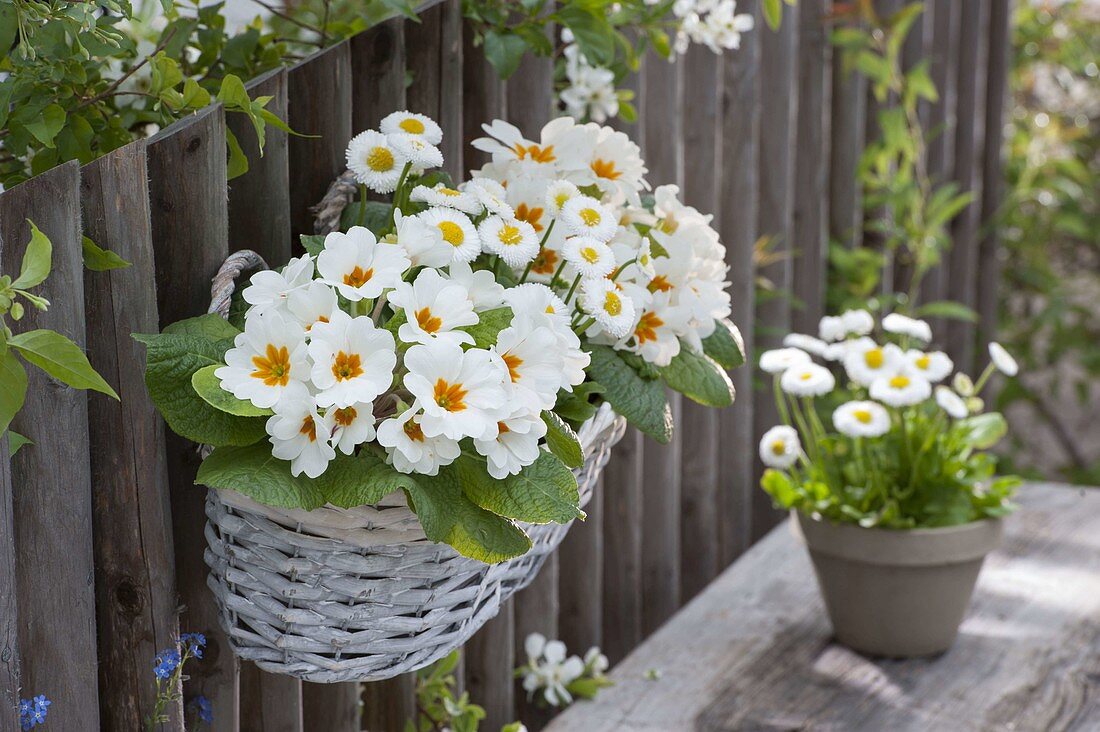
(344, 265), (373, 288)
(403, 418), (425, 442)
(531, 248), (559, 275)
(332, 351), (364, 381)
(515, 203), (544, 232)
(416, 307), (442, 334)
(333, 406), (358, 427)
(306, 314), (329, 332)
(299, 416), (317, 442)
(433, 379), (468, 412)
(648, 275), (673, 294)
(635, 311), (664, 345)
(251, 344), (291, 386)
(513, 143), (556, 163)
(591, 158), (621, 180)
(497, 421), (510, 435)
(502, 353), (523, 382)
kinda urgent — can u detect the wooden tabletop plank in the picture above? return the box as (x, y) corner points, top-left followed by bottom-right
(546, 483), (1100, 731)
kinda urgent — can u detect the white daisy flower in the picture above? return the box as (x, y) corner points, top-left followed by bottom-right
(392, 209), (453, 268)
(832, 401), (891, 438)
(316, 226), (410, 302)
(759, 425), (800, 469)
(780, 362), (836, 397)
(286, 281), (339, 333)
(841, 309), (875, 337)
(346, 129), (406, 193)
(322, 402), (376, 455)
(560, 196), (617, 242)
(843, 339), (904, 387)
(580, 278), (636, 339)
(466, 177), (515, 218)
(241, 255), (314, 315)
(379, 110), (443, 144)
(478, 216), (540, 268)
(818, 315), (846, 342)
(216, 310), (310, 409)
(627, 294), (692, 367)
(388, 132), (444, 170)
(410, 183), (480, 215)
(906, 349), (953, 383)
(446, 261), (506, 311)
(266, 394), (335, 479)
(417, 208), (482, 264)
(988, 342), (1018, 376)
(473, 408), (548, 479)
(387, 268), (479, 347)
(545, 180), (581, 216)
(882, 313), (932, 342)
(934, 386), (969, 419)
(562, 236), (616, 279)
(376, 405), (461, 476)
(782, 333), (830, 358)
(403, 341), (510, 441)
(869, 366), (932, 407)
(759, 347), (811, 375)
(493, 317), (564, 411)
(308, 310), (397, 409)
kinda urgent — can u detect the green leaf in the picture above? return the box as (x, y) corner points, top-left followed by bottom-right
(7, 431), (32, 457)
(914, 301), (979, 323)
(9, 329), (119, 399)
(225, 127), (249, 180)
(483, 30), (528, 79)
(459, 306), (513, 349)
(81, 236), (132, 271)
(586, 345), (672, 443)
(557, 6), (615, 67)
(659, 345), (735, 407)
(25, 104), (66, 148)
(162, 313), (242, 339)
(196, 443), (327, 510)
(318, 451), (420, 508)
(405, 467), (532, 563)
(542, 411), (583, 468)
(763, 0), (782, 30)
(133, 331), (266, 446)
(957, 412), (1007, 450)
(300, 234), (326, 257)
(701, 318), (746, 369)
(761, 468), (797, 508)
(553, 382), (603, 426)
(457, 451), (582, 524)
(12, 221), (52, 289)
(191, 365), (272, 417)
(0, 351), (28, 436)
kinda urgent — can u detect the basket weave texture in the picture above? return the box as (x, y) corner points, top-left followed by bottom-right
(201, 251), (626, 682)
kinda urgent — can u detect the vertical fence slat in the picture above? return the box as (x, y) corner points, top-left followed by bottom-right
(439, 0), (464, 181)
(679, 44), (722, 600)
(302, 684), (359, 732)
(465, 599), (515, 731)
(558, 475), (603, 655)
(791, 0), (830, 335)
(288, 42), (354, 241)
(81, 143), (183, 731)
(147, 106), (240, 731)
(363, 677), (415, 731)
(239, 665), (302, 732)
(461, 26), (505, 173)
(0, 162), (100, 730)
(0, 430), (16, 732)
(351, 18), (407, 133)
(406, 6), (443, 120)
(829, 26), (866, 252)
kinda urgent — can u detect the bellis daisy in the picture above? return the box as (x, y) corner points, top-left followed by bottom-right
(545, 180), (582, 216)
(308, 310), (397, 409)
(376, 405), (461, 476)
(478, 216), (540, 268)
(869, 365), (932, 407)
(417, 208), (482, 263)
(759, 347), (811, 374)
(832, 401), (891, 438)
(782, 333), (830, 358)
(410, 183), (480, 214)
(844, 339), (904, 387)
(403, 341), (510, 441)
(560, 196), (618, 242)
(562, 236), (616, 279)
(882, 313), (932, 342)
(988, 342), (1018, 377)
(580, 278), (637, 339)
(347, 129), (406, 193)
(316, 226), (410, 301)
(759, 425), (800, 469)
(466, 177), (515, 218)
(216, 310), (310, 409)
(780, 362), (836, 397)
(379, 110), (443, 144)
(935, 385), (969, 419)
(905, 349), (953, 383)
(388, 132), (444, 170)
(841, 309), (875, 337)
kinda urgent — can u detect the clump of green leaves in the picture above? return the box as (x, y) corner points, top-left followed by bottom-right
(404, 651), (486, 732)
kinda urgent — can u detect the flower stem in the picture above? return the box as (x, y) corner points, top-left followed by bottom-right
(357, 183), (368, 227)
(521, 219), (556, 283)
(563, 274), (582, 304)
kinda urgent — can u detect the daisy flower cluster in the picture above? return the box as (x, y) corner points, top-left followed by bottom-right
(758, 310), (1021, 529)
(518, 633), (611, 708)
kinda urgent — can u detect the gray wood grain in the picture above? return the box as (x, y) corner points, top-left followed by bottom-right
(0, 433), (19, 732)
(362, 675), (415, 731)
(240, 663), (302, 732)
(288, 42), (353, 240)
(558, 475), (603, 656)
(351, 18), (407, 133)
(438, 0), (464, 182)
(716, 0), (760, 568)
(465, 599), (515, 731)
(829, 28), (866, 250)
(405, 5), (442, 121)
(0, 161), (100, 731)
(81, 142), (183, 731)
(302, 682), (359, 732)
(546, 483), (1100, 731)
(462, 24), (505, 174)
(147, 105), (240, 732)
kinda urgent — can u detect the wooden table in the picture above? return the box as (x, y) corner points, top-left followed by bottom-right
(545, 483), (1100, 731)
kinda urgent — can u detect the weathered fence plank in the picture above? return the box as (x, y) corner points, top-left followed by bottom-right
(558, 476), (603, 656)
(0, 161), (100, 730)
(717, 0), (760, 566)
(829, 26), (866, 251)
(239, 664), (302, 732)
(465, 599), (515, 731)
(302, 683), (359, 732)
(147, 106), (240, 731)
(439, 0), (464, 180)
(81, 143), (183, 731)
(363, 676), (416, 731)
(461, 24), (505, 174)
(351, 18), (407, 133)
(0, 435), (19, 732)
(288, 42), (353, 241)
(406, 6), (442, 120)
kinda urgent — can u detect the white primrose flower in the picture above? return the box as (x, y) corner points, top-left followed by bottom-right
(241, 255), (313, 315)
(379, 110), (443, 145)
(388, 268), (479, 347)
(322, 402), (376, 455)
(388, 132), (444, 170)
(628, 295), (692, 367)
(478, 216), (540, 268)
(392, 209), (453, 268)
(988, 342), (1019, 377)
(580, 278), (637, 339)
(504, 283), (589, 391)
(841, 309), (875, 337)
(316, 226), (410, 302)
(759, 425), (800, 469)
(346, 129), (406, 193)
(417, 207), (482, 264)
(545, 180), (582, 216)
(403, 341), (510, 440)
(783, 333), (830, 358)
(286, 281), (339, 333)
(560, 195), (618, 242)
(465, 177), (515, 218)
(780, 362), (836, 397)
(562, 236), (616, 279)
(906, 349), (953, 383)
(832, 401), (891, 438)
(883, 313), (932, 342)
(216, 310), (310, 409)
(493, 316), (564, 411)
(843, 339), (904, 387)
(376, 405), (461, 476)
(409, 183), (480, 215)
(759, 347), (811, 374)
(473, 408), (548, 479)
(266, 395), (335, 479)
(308, 310), (397, 409)
(446, 261), (506, 311)
(935, 385), (969, 419)
(576, 124), (649, 205)
(869, 365), (932, 407)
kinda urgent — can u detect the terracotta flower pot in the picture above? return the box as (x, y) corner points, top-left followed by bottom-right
(792, 511), (1004, 658)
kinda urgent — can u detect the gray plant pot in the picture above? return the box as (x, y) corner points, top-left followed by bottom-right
(792, 511), (1004, 658)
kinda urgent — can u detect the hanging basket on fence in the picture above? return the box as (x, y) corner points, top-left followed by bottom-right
(201, 250), (626, 682)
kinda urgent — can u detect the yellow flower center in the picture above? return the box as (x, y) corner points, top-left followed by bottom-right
(770, 440), (787, 456)
(603, 291), (622, 317)
(591, 158), (621, 180)
(799, 371), (813, 381)
(498, 225), (523, 246)
(864, 348), (884, 369)
(367, 146), (394, 172)
(343, 265), (373, 288)
(890, 375), (911, 389)
(251, 344), (291, 386)
(581, 246), (601, 264)
(658, 217), (678, 234)
(333, 406), (357, 427)
(579, 208), (602, 227)
(853, 409), (873, 424)
(503, 352), (523, 382)
(437, 221), (464, 246)
(433, 378), (468, 412)
(440, 187), (461, 196)
(554, 192), (572, 210)
(415, 307), (442, 334)
(299, 416), (318, 442)
(916, 354), (931, 370)
(332, 350), (364, 381)
(399, 118), (426, 134)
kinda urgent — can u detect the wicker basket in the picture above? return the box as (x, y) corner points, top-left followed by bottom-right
(201, 251), (626, 682)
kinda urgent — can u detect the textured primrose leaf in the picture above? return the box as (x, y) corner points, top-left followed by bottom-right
(162, 313), (241, 340)
(318, 450), (420, 508)
(456, 451), (582, 525)
(541, 411), (584, 468)
(196, 443), (327, 510)
(459, 306), (513, 349)
(702, 318), (746, 369)
(191, 365), (271, 417)
(659, 344), (735, 407)
(585, 345), (672, 444)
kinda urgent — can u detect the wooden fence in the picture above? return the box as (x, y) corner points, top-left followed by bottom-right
(0, 0), (1009, 729)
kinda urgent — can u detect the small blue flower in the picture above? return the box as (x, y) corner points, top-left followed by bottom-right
(181, 632), (207, 659)
(18, 694), (49, 730)
(187, 694), (214, 725)
(153, 648), (182, 679)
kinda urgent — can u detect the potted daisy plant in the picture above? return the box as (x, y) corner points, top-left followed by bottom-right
(759, 310), (1020, 657)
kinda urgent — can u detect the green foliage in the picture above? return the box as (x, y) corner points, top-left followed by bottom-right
(82, 235), (132, 271)
(459, 305), (513, 349)
(701, 317), (746, 370)
(585, 344), (672, 444)
(191, 364), (272, 417)
(658, 342), (734, 407)
(404, 651), (487, 732)
(456, 451), (583, 524)
(541, 410), (584, 468)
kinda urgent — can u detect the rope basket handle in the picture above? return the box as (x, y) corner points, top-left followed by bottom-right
(208, 250), (269, 319)
(311, 169), (359, 236)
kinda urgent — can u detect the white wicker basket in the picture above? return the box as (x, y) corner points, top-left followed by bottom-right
(201, 252), (626, 682)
